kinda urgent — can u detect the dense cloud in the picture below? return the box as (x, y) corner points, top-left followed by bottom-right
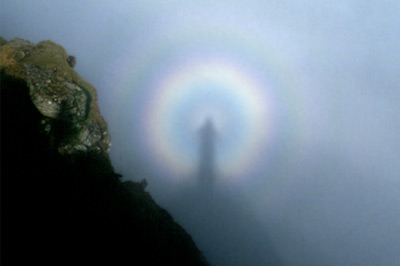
(2, 1), (399, 265)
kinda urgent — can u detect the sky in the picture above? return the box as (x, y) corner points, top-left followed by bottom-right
(1, 1), (400, 265)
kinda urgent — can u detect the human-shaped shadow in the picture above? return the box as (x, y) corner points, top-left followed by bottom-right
(198, 118), (216, 189)
(164, 117), (282, 265)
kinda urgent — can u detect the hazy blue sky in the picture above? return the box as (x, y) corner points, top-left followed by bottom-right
(2, 1), (400, 265)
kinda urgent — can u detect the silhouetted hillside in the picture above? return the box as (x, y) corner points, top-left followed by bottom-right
(1, 38), (208, 266)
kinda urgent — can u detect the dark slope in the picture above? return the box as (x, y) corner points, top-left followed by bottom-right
(1, 61), (208, 265)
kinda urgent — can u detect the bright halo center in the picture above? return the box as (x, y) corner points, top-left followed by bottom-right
(145, 59), (273, 178)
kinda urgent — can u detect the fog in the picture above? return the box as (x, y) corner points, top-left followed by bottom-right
(2, 1), (400, 265)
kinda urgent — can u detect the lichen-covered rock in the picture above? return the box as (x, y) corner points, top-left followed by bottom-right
(0, 37), (111, 154)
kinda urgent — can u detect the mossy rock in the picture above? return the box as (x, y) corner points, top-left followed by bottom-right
(0, 38), (111, 154)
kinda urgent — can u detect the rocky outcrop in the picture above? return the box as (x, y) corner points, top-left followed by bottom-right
(0, 37), (110, 154)
(1, 37), (208, 266)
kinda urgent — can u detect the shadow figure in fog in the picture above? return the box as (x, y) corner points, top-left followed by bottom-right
(198, 118), (217, 189)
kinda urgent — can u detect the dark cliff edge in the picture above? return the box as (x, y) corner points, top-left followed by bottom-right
(1, 37), (209, 265)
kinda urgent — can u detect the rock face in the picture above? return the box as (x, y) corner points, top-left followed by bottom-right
(1, 38), (208, 266)
(0, 37), (110, 154)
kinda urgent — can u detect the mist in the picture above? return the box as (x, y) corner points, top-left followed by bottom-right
(2, 1), (399, 265)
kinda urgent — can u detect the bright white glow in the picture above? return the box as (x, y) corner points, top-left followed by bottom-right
(144, 57), (274, 178)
